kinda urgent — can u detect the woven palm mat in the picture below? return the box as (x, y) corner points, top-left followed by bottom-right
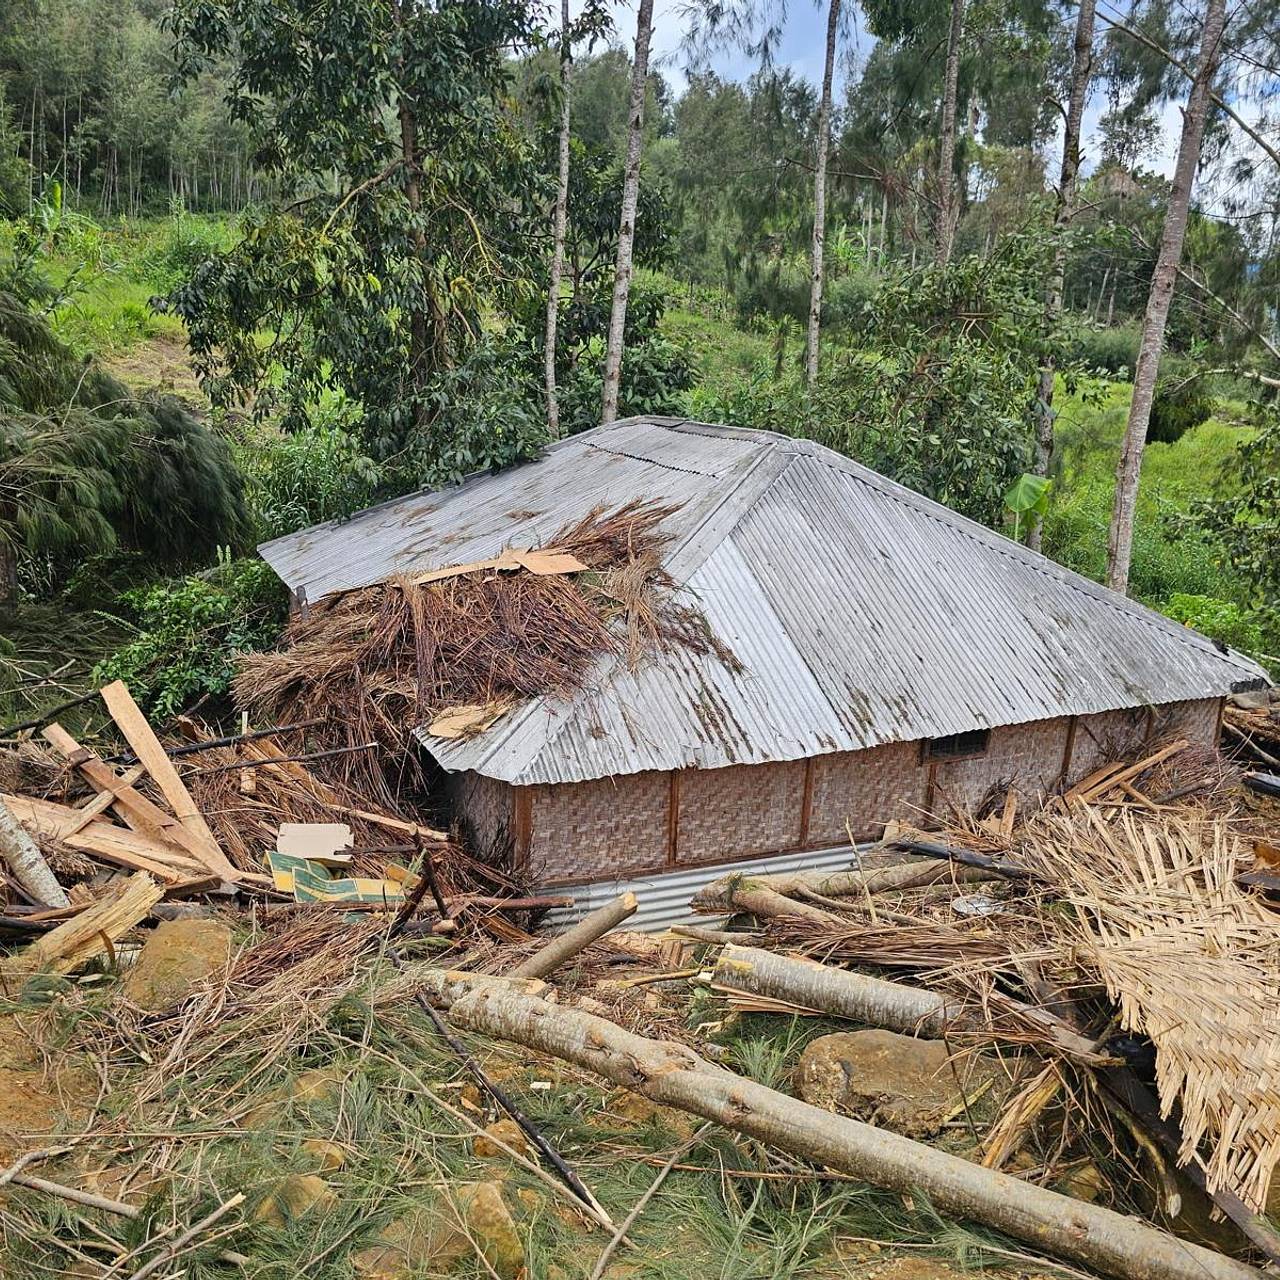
(1020, 805), (1280, 1211)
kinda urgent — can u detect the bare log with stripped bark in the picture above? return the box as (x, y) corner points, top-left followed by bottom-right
(711, 946), (1108, 1064)
(692, 859), (995, 918)
(0, 796), (69, 908)
(418, 971), (1258, 1280)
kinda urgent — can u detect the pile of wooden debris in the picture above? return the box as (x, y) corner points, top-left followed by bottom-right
(0, 678), (565, 963)
(3, 718), (1280, 1280)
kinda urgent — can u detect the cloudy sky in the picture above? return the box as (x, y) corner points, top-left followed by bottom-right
(603, 0), (1191, 180)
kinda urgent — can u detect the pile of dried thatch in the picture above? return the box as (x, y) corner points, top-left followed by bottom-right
(1020, 806), (1280, 1212)
(234, 501), (732, 804)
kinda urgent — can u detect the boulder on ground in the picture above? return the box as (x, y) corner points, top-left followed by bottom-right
(254, 1172), (337, 1227)
(122, 919), (232, 1011)
(473, 1117), (529, 1160)
(353, 1183), (524, 1280)
(794, 1029), (995, 1138)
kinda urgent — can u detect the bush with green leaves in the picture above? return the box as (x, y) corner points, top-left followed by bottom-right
(551, 283), (696, 435)
(699, 239), (1078, 528)
(1060, 319), (1140, 377)
(93, 556), (287, 718)
(1196, 401), (1280, 620)
(1160, 593), (1265, 656)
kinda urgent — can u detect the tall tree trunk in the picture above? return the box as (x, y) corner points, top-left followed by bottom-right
(934, 0), (965, 266)
(804, 0), (841, 388)
(1026, 0), (1097, 552)
(544, 0), (573, 440)
(1106, 0), (1228, 592)
(600, 0), (655, 425)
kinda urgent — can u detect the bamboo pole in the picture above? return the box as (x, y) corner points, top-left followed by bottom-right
(422, 973), (1258, 1280)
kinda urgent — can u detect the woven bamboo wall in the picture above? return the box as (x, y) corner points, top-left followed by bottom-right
(453, 697), (1223, 884)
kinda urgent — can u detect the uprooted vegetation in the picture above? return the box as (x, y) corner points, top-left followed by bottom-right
(4, 709), (1280, 1277)
(234, 500), (736, 806)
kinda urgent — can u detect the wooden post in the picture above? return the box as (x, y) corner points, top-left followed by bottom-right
(1059, 715), (1079, 789)
(667, 771), (681, 866)
(797, 758), (814, 848)
(512, 788), (533, 870)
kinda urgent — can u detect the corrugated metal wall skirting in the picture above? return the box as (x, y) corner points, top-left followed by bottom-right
(542, 843), (863, 933)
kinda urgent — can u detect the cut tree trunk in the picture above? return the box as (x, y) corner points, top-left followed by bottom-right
(600, 0), (655, 425)
(0, 796), (69, 908)
(1105, 0), (1228, 592)
(421, 973), (1259, 1280)
(544, 0), (572, 439)
(713, 944), (966, 1035)
(803, 0), (841, 388)
(691, 858), (993, 915)
(934, 0), (965, 266)
(511, 891), (637, 980)
(711, 945), (1107, 1063)
(1027, 0), (1096, 552)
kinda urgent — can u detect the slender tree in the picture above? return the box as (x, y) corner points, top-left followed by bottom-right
(1027, 0), (1097, 552)
(545, 0), (573, 438)
(803, 0), (841, 387)
(1105, 0), (1228, 592)
(601, 0), (655, 425)
(935, 0), (965, 265)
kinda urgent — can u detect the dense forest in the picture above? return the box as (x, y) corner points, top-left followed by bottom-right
(1, 0), (1278, 723)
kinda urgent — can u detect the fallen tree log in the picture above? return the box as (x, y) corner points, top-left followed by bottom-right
(418, 972), (1258, 1280)
(0, 796), (69, 908)
(692, 859), (995, 917)
(711, 946), (1109, 1065)
(512, 891), (637, 980)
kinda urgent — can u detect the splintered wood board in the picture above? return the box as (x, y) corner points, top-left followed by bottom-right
(42, 722), (235, 882)
(99, 681), (236, 879)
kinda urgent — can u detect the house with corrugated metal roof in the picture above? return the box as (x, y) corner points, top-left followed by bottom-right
(259, 417), (1268, 916)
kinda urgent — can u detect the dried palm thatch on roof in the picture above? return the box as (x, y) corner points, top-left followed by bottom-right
(1018, 805), (1280, 1211)
(234, 500), (733, 804)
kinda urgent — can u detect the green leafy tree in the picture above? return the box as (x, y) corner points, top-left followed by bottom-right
(164, 0), (545, 472)
(1196, 404), (1280, 618)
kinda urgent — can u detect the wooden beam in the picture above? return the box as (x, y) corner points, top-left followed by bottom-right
(41, 724), (234, 881)
(3, 794), (206, 884)
(667, 771), (681, 866)
(99, 681), (234, 878)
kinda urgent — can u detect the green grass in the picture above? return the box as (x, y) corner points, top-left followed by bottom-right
(663, 302), (773, 400)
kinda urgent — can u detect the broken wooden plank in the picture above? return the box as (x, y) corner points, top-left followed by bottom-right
(2, 794), (207, 884)
(98, 681), (235, 878)
(41, 723), (236, 881)
(7, 870), (162, 975)
(1077, 739), (1188, 802)
(58, 764), (145, 838)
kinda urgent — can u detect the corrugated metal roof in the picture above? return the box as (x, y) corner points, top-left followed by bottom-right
(258, 417), (1269, 784)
